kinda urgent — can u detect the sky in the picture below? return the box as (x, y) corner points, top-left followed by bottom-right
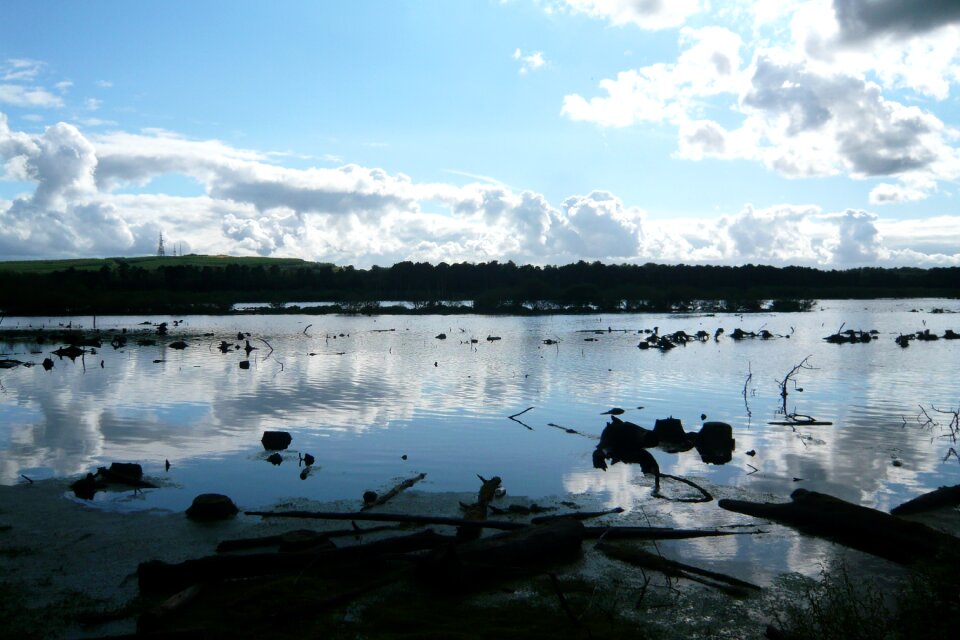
(0, 0), (958, 268)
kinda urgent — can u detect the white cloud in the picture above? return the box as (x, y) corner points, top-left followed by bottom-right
(1, 111), (957, 266)
(869, 182), (929, 204)
(788, 1), (960, 101)
(831, 0), (960, 41)
(512, 48), (547, 74)
(96, 80), (113, 89)
(0, 59), (64, 108)
(560, 0), (702, 30)
(85, 98), (102, 111)
(563, 8), (960, 202)
(0, 84), (64, 108)
(824, 209), (884, 264)
(562, 26), (744, 126)
(1, 59), (44, 82)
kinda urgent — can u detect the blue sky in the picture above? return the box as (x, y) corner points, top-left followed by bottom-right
(1, 0), (958, 266)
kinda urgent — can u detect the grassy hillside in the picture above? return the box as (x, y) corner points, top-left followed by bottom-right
(0, 255), (318, 274)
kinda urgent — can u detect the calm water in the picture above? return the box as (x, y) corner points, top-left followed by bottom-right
(2, 300), (959, 579)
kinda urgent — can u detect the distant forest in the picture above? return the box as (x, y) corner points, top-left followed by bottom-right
(0, 256), (957, 315)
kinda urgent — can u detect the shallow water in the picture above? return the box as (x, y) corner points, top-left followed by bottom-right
(1, 299), (959, 581)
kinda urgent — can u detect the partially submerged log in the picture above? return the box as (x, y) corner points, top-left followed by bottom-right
(583, 526), (761, 540)
(418, 519), (585, 588)
(890, 484), (960, 516)
(362, 473), (426, 511)
(246, 508), (755, 545)
(719, 489), (956, 564)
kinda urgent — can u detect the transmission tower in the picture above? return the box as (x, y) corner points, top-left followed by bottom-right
(157, 231), (166, 257)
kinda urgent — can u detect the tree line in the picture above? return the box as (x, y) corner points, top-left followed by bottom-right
(0, 258), (957, 315)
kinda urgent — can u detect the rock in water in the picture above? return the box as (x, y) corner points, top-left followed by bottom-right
(108, 462), (144, 480)
(261, 431), (292, 450)
(186, 494), (238, 521)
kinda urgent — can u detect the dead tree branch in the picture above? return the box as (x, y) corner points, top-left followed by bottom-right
(777, 355), (814, 416)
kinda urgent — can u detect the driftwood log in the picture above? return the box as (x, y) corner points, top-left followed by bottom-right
(890, 484), (960, 516)
(138, 530), (452, 594)
(141, 520), (588, 596)
(245, 508), (751, 541)
(245, 509), (529, 531)
(719, 489), (956, 564)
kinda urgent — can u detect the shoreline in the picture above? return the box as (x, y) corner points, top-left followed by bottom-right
(5, 477), (953, 638)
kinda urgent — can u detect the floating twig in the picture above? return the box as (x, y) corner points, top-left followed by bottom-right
(508, 406), (535, 430)
(508, 406), (535, 420)
(547, 423), (599, 439)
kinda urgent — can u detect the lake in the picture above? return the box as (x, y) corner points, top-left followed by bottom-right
(1, 299), (959, 581)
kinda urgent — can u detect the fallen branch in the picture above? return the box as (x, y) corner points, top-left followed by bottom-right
(596, 542), (760, 596)
(245, 510), (529, 530)
(531, 507), (623, 524)
(362, 473), (427, 511)
(654, 473), (713, 503)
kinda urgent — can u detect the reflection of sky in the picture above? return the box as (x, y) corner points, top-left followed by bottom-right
(1, 302), (959, 535)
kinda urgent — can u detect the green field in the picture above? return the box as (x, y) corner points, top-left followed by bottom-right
(0, 255), (317, 274)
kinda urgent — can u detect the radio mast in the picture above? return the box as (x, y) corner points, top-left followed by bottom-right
(157, 232), (166, 257)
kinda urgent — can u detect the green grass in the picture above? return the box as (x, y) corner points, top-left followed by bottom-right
(771, 554), (960, 640)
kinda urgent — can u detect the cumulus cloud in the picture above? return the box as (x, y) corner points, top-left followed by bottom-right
(1, 111), (958, 267)
(562, 26), (743, 126)
(826, 209), (884, 264)
(560, 0), (702, 30)
(868, 182), (930, 204)
(790, 0), (960, 100)
(832, 0), (960, 41)
(558, 191), (643, 259)
(740, 52), (954, 180)
(563, 7), (960, 201)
